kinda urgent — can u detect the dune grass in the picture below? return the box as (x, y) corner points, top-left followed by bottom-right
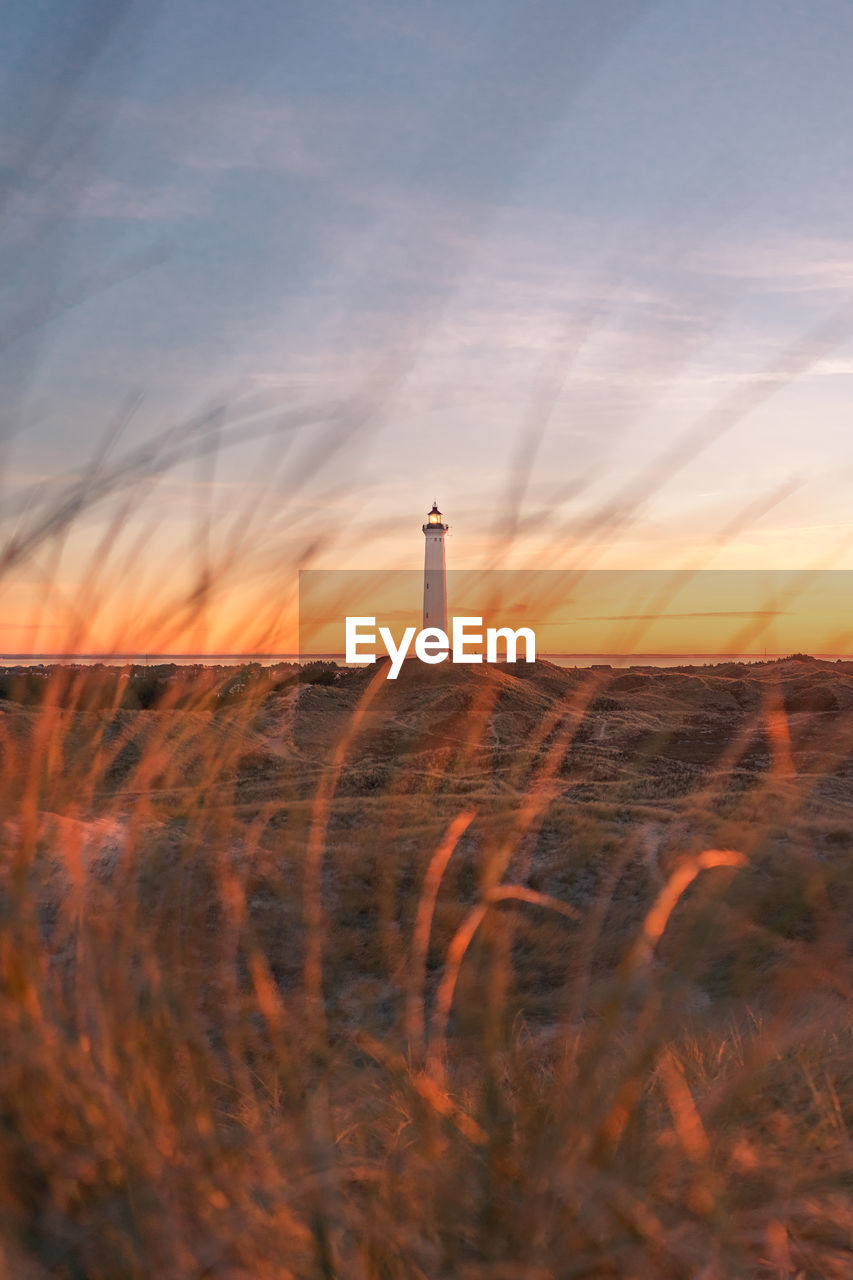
(0, 627), (851, 1279)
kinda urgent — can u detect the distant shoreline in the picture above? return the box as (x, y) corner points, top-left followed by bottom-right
(0, 652), (850, 668)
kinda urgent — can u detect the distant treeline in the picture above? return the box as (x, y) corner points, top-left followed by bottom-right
(0, 661), (341, 710)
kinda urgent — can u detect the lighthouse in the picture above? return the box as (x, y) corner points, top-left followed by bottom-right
(422, 501), (448, 632)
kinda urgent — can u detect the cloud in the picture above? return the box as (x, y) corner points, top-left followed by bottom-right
(695, 235), (853, 294)
(180, 102), (316, 176)
(0, 621), (63, 630)
(575, 611), (791, 621)
(75, 176), (207, 221)
(117, 96), (392, 181)
(0, 163), (207, 244)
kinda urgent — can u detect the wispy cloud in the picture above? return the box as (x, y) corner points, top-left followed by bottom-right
(75, 176), (207, 221)
(695, 235), (853, 294)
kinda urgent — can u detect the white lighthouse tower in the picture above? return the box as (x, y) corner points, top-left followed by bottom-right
(422, 501), (448, 632)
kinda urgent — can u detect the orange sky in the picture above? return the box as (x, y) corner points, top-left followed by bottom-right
(2, 501), (852, 658)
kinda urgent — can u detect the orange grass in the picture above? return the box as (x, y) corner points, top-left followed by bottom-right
(0, 454), (852, 1280)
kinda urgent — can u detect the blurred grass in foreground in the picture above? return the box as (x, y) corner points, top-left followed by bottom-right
(0, 593), (852, 1277)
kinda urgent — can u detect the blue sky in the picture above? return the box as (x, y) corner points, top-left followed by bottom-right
(2, 0), (853, 634)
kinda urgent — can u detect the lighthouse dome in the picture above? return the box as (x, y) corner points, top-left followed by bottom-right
(427, 502), (442, 525)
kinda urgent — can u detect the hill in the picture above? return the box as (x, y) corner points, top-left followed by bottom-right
(1, 657), (852, 1277)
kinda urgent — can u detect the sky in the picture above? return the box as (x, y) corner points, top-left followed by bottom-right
(2, 0), (853, 652)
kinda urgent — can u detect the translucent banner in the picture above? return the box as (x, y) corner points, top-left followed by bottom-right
(299, 570), (853, 667)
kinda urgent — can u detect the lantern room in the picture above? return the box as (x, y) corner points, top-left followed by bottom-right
(424, 502), (447, 531)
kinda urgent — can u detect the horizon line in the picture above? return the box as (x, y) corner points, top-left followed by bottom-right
(0, 651), (848, 663)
